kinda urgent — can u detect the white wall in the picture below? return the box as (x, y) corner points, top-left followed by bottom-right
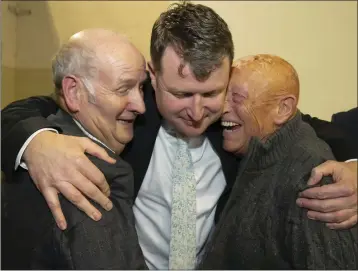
(194, 1), (357, 120)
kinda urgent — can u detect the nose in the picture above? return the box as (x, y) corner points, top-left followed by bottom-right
(223, 99), (231, 114)
(128, 87), (146, 115)
(188, 95), (204, 121)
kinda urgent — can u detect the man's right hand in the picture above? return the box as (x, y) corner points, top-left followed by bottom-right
(23, 131), (116, 230)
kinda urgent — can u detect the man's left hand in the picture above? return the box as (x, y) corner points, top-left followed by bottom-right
(296, 160), (357, 229)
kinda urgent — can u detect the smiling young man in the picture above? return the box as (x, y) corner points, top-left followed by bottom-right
(1, 3), (357, 270)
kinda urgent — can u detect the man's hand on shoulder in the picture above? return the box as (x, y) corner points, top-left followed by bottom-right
(296, 160), (357, 230)
(23, 131), (116, 230)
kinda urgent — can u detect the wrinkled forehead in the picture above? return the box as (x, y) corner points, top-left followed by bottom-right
(229, 54), (297, 95)
(98, 47), (146, 85)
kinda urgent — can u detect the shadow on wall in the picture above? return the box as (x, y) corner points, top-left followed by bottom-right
(14, 1), (60, 101)
(2, 1), (18, 108)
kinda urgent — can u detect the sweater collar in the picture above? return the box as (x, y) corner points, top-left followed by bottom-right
(242, 111), (304, 170)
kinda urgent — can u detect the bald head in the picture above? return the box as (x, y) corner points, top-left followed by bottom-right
(232, 54), (300, 102)
(52, 28), (144, 97)
(222, 54), (301, 155)
(67, 28), (137, 62)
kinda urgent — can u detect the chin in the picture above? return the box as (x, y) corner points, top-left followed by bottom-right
(179, 125), (207, 138)
(223, 141), (241, 155)
(175, 119), (213, 137)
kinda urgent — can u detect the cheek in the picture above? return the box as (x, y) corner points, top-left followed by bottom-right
(204, 95), (225, 113)
(159, 92), (188, 114)
(96, 96), (128, 120)
(237, 105), (260, 135)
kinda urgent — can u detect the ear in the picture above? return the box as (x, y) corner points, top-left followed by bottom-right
(62, 75), (81, 112)
(147, 61), (158, 91)
(273, 94), (297, 125)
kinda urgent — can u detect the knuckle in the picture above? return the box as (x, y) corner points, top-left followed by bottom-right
(47, 200), (60, 211)
(311, 168), (318, 176)
(69, 190), (83, 204)
(103, 186), (110, 195)
(92, 173), (105, 185)
(53, 173), (67, 184)
(333, 211), (346, 223)
(316, 191), (326, 200)
(74, 155), (85, 166)
(86, 187), (99, 199)
(320, 202), (329, 211)
(326, 160), (335, 167)
(81, 137), (93, 146)
(346, 186), (356, 196)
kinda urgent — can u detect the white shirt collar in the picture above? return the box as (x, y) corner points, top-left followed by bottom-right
(72, 118), (115, 154)
(161, 120), (205, 148)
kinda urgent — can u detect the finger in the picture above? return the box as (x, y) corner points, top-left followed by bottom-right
(70, 174), (113, 212)
(297, 195), (356, 213)
(56, 181), (102, 221)
(80, 138), (116, 164)
(298, 183), (354, 199)
(326, 214), (358, 230)
(76, 155), (111, 197)
(306, 208), (357, 223)
(42, 187), (67, 230)
(307, 160), (340, 185)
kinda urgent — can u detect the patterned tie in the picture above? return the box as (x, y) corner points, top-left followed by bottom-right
(169, 138), (197, 270)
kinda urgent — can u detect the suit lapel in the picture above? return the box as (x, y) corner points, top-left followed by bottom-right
(121, 78), (162, 196)
(206, 120), (239, 189)
(206, 120), (240, 222)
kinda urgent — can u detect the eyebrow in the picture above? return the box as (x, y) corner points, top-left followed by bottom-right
(117, 74), (147, 87)
(167, 87), (224, 94)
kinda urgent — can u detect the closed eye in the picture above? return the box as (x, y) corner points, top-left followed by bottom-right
(232, 92), (246, 103)
(173, 92), (193, 98)
(202, 90), (222, 98)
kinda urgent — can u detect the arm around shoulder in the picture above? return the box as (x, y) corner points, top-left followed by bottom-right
(1, 96), (60, 178)
(301, 113), (358, 161)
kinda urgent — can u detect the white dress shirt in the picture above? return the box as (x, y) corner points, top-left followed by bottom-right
(133, 124), (226, 270)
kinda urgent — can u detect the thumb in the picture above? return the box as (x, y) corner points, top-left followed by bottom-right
(307, 160), (336, 186)
(80, 138), (116, 164)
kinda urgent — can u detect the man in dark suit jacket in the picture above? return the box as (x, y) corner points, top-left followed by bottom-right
(332, 107), (358, 141)
(1, 3), (357, 269)
(1, 29), (147, 269)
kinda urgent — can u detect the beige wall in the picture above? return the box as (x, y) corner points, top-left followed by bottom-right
(3, 1), (357, 120)
(4, 1), (170, 105)
(1, 1), (17, 108)
(194, 1), (357, 120)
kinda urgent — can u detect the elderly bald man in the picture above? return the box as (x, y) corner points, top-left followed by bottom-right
(1, 29), (148, 269)
(199, 54), (357, 269)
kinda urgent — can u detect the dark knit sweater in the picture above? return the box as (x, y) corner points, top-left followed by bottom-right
(199, 112), (358, 270)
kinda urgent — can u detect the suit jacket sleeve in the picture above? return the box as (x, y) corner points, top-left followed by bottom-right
(286, 176), (358, 269)
(302, 113), (358, 160)
(331, 107), (358, 140)
(1, 96), (60, 178)
(51, 156), (147, 270)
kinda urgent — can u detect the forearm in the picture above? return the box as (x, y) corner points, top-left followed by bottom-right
(302, 113), (358, 160)
(2, 95), (59, 131)
(1, 96), (60, 178)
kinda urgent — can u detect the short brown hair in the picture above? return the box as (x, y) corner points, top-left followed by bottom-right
(150, 2), (234, 81)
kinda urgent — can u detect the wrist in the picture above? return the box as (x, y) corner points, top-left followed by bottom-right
(23, 130), (57, 163)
